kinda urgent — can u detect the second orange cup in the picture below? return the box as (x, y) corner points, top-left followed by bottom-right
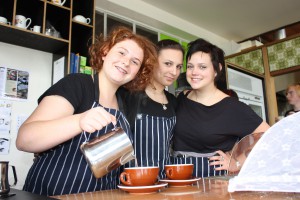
(165, 164), (194, 180)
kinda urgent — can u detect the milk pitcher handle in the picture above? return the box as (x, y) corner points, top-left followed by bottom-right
(11, 165), (17, 186)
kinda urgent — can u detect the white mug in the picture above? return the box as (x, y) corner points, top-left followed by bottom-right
(30, 25), (41, 33)
(15, 15), (31, 29)
(52, 0), (66, 6)
(73, 15), (91, 24)
(0, 16), (11, 25)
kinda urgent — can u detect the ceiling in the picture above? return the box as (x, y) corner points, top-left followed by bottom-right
(140, 0), (300, 43)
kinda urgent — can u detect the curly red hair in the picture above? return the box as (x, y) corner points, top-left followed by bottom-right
(89, 26), (157, 91)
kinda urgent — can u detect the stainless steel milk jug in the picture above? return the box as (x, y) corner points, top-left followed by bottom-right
(0, 161), (17, 195)
(80, 127), (135, 178)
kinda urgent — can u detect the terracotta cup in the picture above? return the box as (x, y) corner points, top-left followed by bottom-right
(165, 164), (194, 180)
(119, 166), (159, 186)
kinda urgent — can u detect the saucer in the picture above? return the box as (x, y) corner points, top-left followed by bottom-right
(160, 186), (201, 196)
(118, 183), (168, 194)
(160, 177), (201, 187)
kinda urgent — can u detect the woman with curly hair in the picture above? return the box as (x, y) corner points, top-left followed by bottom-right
(16, 26), (157, 196)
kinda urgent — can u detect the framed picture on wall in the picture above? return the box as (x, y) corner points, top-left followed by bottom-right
(0, 66), (29, 101)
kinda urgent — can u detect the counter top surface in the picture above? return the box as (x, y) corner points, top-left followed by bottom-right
(53, 177), (300, 200)
(2, 188), (58, 200)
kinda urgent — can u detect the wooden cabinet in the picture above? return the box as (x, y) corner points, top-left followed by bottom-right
(0, 0), (94, 77)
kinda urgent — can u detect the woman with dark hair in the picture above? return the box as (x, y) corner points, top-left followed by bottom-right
(16, 26), (157, 196)
(123, 39), (184, 178)
(172, 38), (269, 177)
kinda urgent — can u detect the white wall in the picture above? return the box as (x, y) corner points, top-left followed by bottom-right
(96, 0), (239, 55)
(274, 71), (300, 92)
(0, 42), (52, 189)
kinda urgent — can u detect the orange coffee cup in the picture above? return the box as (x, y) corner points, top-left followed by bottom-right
(120, 166), (159, 186)
(165, 164), (193, 180)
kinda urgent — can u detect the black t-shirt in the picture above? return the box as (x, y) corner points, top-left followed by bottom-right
(38, 73), (95, 114)
(173, 92), (263, 153)
(120, 89), (177, 130)
(38, 73), (125, 114)
(284, 109), (299, 117)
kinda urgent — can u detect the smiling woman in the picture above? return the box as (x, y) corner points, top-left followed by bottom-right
(171, 38), (270, 178)
(15, 26), (157, 196)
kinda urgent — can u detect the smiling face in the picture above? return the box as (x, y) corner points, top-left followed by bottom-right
(152, 49), (183, 87)
(186, 51), (216, 90)
(102, 39), (144, 86)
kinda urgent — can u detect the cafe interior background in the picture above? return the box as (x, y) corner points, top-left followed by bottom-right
(0, 0), (300, 190)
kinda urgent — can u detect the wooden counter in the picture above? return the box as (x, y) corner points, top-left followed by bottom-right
(53, 177), (300, 200)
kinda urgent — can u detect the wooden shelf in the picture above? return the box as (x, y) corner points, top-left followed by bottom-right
(72, 20), (93, 28)
(46, 2), (71, 10)
(0, 24), (68, 53)
(0, 0), (95, 81)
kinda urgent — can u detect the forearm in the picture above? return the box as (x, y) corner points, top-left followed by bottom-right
(16, 114), (82, 153)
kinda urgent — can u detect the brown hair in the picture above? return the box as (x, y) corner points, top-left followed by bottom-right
(89, 26), (157, 91)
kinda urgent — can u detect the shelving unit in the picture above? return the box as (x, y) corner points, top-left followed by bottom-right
(0, 0), (95, 79)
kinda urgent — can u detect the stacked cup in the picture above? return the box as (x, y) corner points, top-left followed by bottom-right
(0, 16), (11, 25)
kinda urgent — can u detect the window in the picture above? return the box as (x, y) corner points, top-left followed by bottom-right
(107, 15), (132, 34)
(95, 11), (104, 37)
(136, 25), (158, 44)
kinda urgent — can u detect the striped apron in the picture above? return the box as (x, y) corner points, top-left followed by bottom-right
(170, 152), (226, 178)
(23, 74), (132, 196)
(125, 103), (176, 179)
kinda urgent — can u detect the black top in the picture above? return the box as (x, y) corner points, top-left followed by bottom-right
(120, 89), (177, 131)
(38, 73), (95, 114)
(284, 109), (299, 117)
(173, 91), (263, 153)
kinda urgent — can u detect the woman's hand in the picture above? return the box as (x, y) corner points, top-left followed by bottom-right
(79, 107), (117, 133)
(209, 150), (231, 171)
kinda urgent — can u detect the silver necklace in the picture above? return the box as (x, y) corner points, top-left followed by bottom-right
(145, 85), (167, 110)
(162, 103), (167, 110)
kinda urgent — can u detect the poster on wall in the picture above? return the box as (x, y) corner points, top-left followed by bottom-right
(0, 100), (12, 136)
(0, 66), (29, 100)
(0, 137), (10, 154)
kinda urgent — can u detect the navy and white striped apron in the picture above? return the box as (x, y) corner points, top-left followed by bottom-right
(170, 154), (226, 178)
(23, 74), (132, 196)
(125, 103), (176, 179)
